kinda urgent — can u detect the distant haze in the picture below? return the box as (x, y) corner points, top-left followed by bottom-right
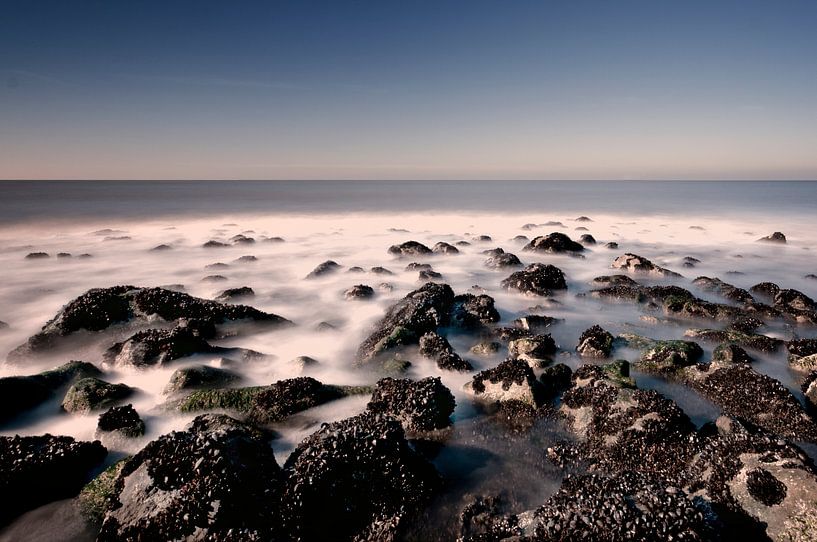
(1, 1), (816, 180)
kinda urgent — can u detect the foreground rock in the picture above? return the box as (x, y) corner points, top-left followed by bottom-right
(0, 360), (101, 421)
(464, 358), (545, 408)
(366, 377), (455, 434)
(523, 232), (584, 254)
(611, 253), (682, 277)
(0, 434), (106, 525)
(281, 412), (441, 541)
(575, 325), (614, 357)
(500, 263), (567, 296)
(62, 377), (134, 414)
(97, 414), (283, 540)
(8, 286), (291, 361)
(96, 404), (145, 438)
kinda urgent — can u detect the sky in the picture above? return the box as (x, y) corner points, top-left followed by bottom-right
(1, 0), (816, 180)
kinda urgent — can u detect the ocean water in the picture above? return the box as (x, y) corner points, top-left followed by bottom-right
(0, 180), (816, 540)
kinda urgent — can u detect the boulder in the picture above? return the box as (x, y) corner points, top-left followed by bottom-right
(366, 377), (455, 433)
(432, 241), (459, 254)
(500, 263), (567, 296)
(103, 324), (216, 367)
(508, 334), (557, 367)
(164, 365), (240, 394)
(305, 260), (341, 278)
(418, 332), (473, 371)
(611, 253), (682, 277)
(97, 404), (145, 437)
(450, 293), (500, 328)
(418, 269), (442, 281)
(344, 284), (375, 300)
(0, 361), (101, 421)
(523, 232), (584, 254)
(712, 343), (753, 364)
(579, 234), (596, 245)
(576, 325), (614, 357)
(758, 232), (786, 243)
(484, 251), (522, 268)
(464, 358), (545, 408)
(634, 340), (703, 374)
(512, 314), (559, 333)
(215, 286), (255, 302)
(62, 378), (134, 414)
(388, 241), (432, 257)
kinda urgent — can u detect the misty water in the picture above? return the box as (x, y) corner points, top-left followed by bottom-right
(1, 181), (816, 540)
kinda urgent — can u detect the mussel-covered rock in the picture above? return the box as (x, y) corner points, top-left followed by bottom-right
(306, 260), (341, 278)
(215, 286), (255, 301)
(432, 241), (459, 254)
(579, 233), (596, 245)
(508, 334), (557, 367)
(280, 412), (441, 541)
(164, 364), (240, 394)
(356, 282), (455, 365)
(500, 263), (567, 296)
(634, 339), (703, 374)
(712, 343), (753, 364)
(0, 360), (101, 421)
(388, 241), (432, 257)
(576, 325), (614, 358)
(0, 434), (107, 525)
(787, 338), (817, 372)
(523, 232), (584, 254)
(464, 358), (545, 408)
(97, 404), (145, 437)
(344, 284), (375, 300)
(103, 324), (216, 367)
(684, 328), (782, 353)
(611, 253), (682, 277)
(366, 377), (455, 433)
(450, 293), (500, 328)
(97, 414), (283, 541)
(692, 276), (754, 304)
(484, 251), (522, 268)
(512, 314), (558, 333)
(758, 232), (787, 243)
(418, 332), (473, 371)
(62, 377), (134, 414)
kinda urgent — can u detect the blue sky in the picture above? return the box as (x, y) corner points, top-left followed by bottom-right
(1, 0), (816, 179)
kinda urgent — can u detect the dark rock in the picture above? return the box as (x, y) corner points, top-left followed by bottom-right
(164, 365), (239, 394)
(713, 343), (753, 364)
(388, 241), (432, 257)
(432, 241), (459, 254)
(749, 281), (780, 301)
(469, 341), (501, 356)
(539, 363), (572, 398)
(450, 293), (500, 329)
(356, 283), (455, 365)
(344, 284), (375, 300)
(234, 255), (258, 263)
(0, 434), (107, 525)
(455, 240), (471, 246)
(0, 361), (101, 422)
(25, 252), (50, 259)
(202, 274), (228, 282)
(605, 241), (619, 249)
(405, 262), (433, 271)
(692, 276), (755, 304)
(62, 378), (134, 413)
(472, 235), (492, 242)
(419, 332), (473, 371)
(202, 240), (229, 248)
(579, 234), (596, 245)
(484, 251), (522, 268)
(347, 266), (365, 273)
(306, 260), (341, 278)
(805, 274), (817, 281)
(576, 325), (614, 358)
(575, 216), (593, 222)
(57, 252), (72, 258)
(758, 232), (786, 243)
(635, 340), (704, 374)
(513, 314), (558, 333)
(205, 262), (229, 269)
(150, 244), (172, 251)
(418, 270), (443, 281)
(216, 286), (255, 301)
(370, 266), (394, 275)
(367, 377), (455, 433)
(230, 234), (255, 244)
(523, 232), (584, 254)
(684, 328), (782, 353)
(746, 468), (787, 506)
(97, 404), (145, 437)
(508, 334), (557, 367)
(512, 235), (529, 242)
(98, 414), (282, 540)
(281, 412), (440, 541)
(288, 355), (320, 373)
(464, 358), (545, 407)
(103, 325), (215, 367)
(501, 263), (567, 296)
(611, 253), (682, 277)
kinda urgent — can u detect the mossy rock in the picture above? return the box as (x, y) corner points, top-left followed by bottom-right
(602, 360), (636, 388)
(636, 340), (703, 374)
(177, 386), (265, 413)
(62, 378), (134, 414)
(78, 458), (129, 523)
(164, 365), (239, 395)
(616, 333), (657, 350)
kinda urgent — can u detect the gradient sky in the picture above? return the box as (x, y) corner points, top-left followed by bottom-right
(2, 0), (816, 180)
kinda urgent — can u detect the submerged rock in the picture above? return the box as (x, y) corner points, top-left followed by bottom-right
(579, 233), (596, 245)
(281, 412), (441, 541)
(512, 314), (559, 333)
(508, 334), (557, 367)
(464, 358), (545, 408)
(500, 263), (567, 296)
(97, 404), (145, 438)
(366, 377), (455, 433)
(576, 325), (614, 358)
(215, 286), (255, 301)
(692, 276), (754, 304)
(684, 328), (783, 353)
(450, 293), (500, 328)
(164, 365), (239, 394)
(418, 332), (473, 371)
(758, 232), (787, 243)
(388, 241), (432, 257)
(523, 232), (584, 254)
(0, 434), (107, 525)
(62, 377), (134, 414)
(484, 251), (522, 268)
(0, 361), (101, 421)
(103, 324), (216, 367)
(712, 343), (753, 364)
(344, 284), (375, 300)
(305, 260), (341, 278)
(432, 241), (459, 254)
(611, 253), (682, 277)
(418, 269), (443, 281)
(25, 252), (50, 259)
(98, 414), (283, 540)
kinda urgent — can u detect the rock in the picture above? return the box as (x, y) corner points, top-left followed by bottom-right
(685, 416), (817, 541)
(234, 255), (258, 263)
(57, 252), (72, 258)
(579, 234), (596, 245)
(306, 260), (341, 278)
(635, 340), (703, 374)
(418, 332), (473, 371)
(215, 286), (255, 301)
(602, 359), (637, 388)
(605, 241), (619, 249)
(805, 274), (817, 281)
(97, 404), (145, 437)
(205, 262), (229, 269)
(418, 269), (442, 281)
(0, 361), (101, 422)
(432, 241), (459, 254)
(713, 343), (753, 364)
(539, 363), (573, 398)
(750, 281), (781, 301)
(501, 263), (567, 296)
(103, 324), (215, 368)
(0, 434), (107, 525)
(758, 232), (787, 243)
(366, 377), (455, 433)
(264, 236), (285, 243)
(202, 274), (228, 282)
(523, 232), (584, 254)
(8, 286), (290, 361)
(344, 284), (375, 300)
(512, 235), (529, 242)
(803, 372), (817, 409)
(230, 234), (255, 244)
(405, 262), (432, 272)
(508, 335), (557, 367)
(471, 235), (491, 242)
(611, 253), (682, 277)
(680, 363), (817, 442)
(78, 459), (127, 523)
(0, 319), (7, 330)
(202, 240), (229, 248)
(512, 314), (558, 333)
(464, 359), (545, 408)
(164, 365), (239, 394)
(450, 293), (500, 329)
(575, 216), (593, 222)
(692, 276), (754, 304)
(684, 328), (782, 353)
(150, 244), (172, 251)
(25, 252), (50, 259)
(280, 412), (440, 541)
(576, 325), (614, 358)
(355, 282), (455, 365)
(455, 240), (471, 246)
(484, 251), (522, 268)
(388, 241), (432, 257)
(97, 414), (282, 540)
(347, 266), (365, 273)
(469, 341), (501, 356)
(62, 378), (134, 414)
(370, 266), (394, 275)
